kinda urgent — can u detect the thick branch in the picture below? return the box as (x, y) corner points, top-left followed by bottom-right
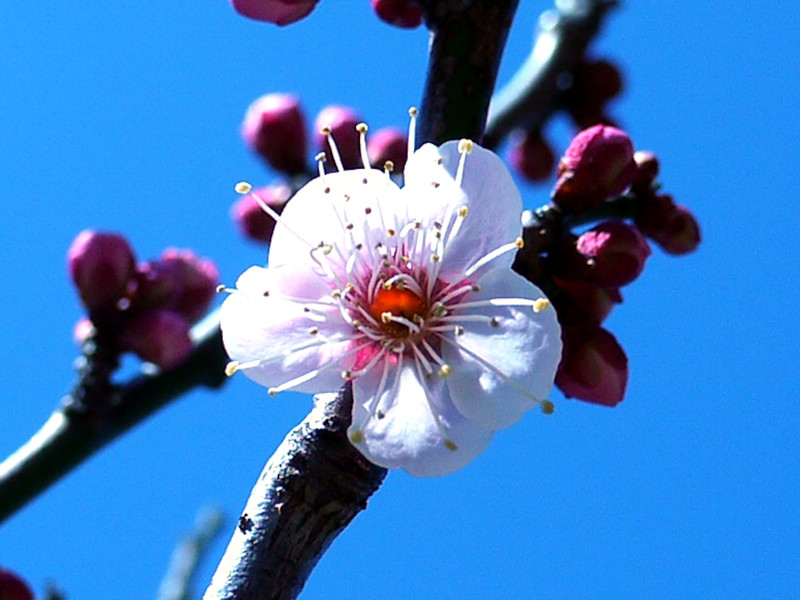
(484, 0), (617, 149)
(416, 0), (520, 145)
(203, 387), (387, 600)
(0, 312), (228, 524)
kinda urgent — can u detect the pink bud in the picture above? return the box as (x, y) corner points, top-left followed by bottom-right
(554, 278), (622, 325)
(131, 259), (184, 311)
(119, 310), (193, 369)
(370, 0), (423, 28)
(68, 230), (136, 310)
(556, 325), (628, 406)
(230, 0), (320, 25)
(314, 105), (362, 170)
(231, 185), (291, 244)
(553, 125), (636, 215)
(0, 566), (35, 600)
(577, 221), (651, 288)
(635, 195), (701, 255)
(571, 59), (624, 106)
(160, 249), (219, 323)
(367, 127), (408, 173)
(509, 131), (556, 183)
(242, 93), (307, 174)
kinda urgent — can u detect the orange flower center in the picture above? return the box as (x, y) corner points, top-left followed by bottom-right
(368, 285), (427, 337)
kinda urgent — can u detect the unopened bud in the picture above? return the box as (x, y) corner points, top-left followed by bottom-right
(314, 105), (362, 169)
(552, 125), (636, 215)
(119, 310), (193, 369)
(635, 195), (701, 255)
(67, 230), (136, 310)
(370, 0), (423, 28)
(0, 566), (35, 600)
(554, 278), (623, 325)
(230, 0), (320, 25)
(242, 93), (307, 174)
(555, 325), (628, 406)
(577, 221), (651, 288)
(160, 249), (219, 323)
(509, 131), (556, 183)
(231, 184), (291, 243)
(367, 127), (408, 173)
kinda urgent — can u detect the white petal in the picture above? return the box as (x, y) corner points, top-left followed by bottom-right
(442, 268), (562, 429)
(349, 361), (494, 477)
(268, 168), (403, 274)
(403, 142), (522, 278)
(220, 266), (355, 393)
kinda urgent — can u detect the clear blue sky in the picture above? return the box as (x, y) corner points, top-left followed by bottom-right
(1, 1), (798, 598)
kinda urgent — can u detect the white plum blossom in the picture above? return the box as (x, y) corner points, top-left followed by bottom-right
(220, 123), (562, 477)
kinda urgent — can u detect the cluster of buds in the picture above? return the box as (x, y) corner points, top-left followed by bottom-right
(0, 566), (34, 600)
(68, 231), (218, 370)
(517, 125), (700, 406)
(234, 94), (408, 244)
(229, 0), (422, 28)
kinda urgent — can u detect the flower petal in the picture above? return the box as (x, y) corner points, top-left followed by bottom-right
(350, 360), (493, 477)
(221, 266), (354, 392)
(442, 268), (562, 429)
(402, 142), (522, 278)
(267, 168), (402, 274)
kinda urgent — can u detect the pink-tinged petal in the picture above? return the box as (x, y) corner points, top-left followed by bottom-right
(221, 266), (353, 393)
(442, 269), (562, 429)
(230, 0), (319, 25)
(350, 362), (493, 477)
(402, 142), (522, 278)
(267, 168), (402, 273)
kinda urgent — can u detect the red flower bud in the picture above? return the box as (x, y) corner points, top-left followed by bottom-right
(230, 184), (291, 244)
(230, 0), (320, 25)
(119, 310), (193, 369)
(576, 221), (651, 288)
(509, 131), (556, 183)
(553, 125), (636, 215)
(554, 278), (622, 325)
(367, 127), (408, 173)
(160, 249), (219, 323)
(370, 0), (423, 28)
(556, 325), (628, 406)
(0, 566), (35, 600)
(242, 93), (307, 174)
(635, 195), (701, 255)
(632, 150), (660, 192)
(68, 230), (136, 310)
(314, 105), (362, 170)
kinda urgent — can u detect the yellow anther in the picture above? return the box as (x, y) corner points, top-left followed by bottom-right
(514, 237), (525, 249)
(341, 370), (352, 379)
(224, 361), (240, 377)
(356, 122), (368, 134)
(320, 126), (331, 135)
(457, 205), (469, 218)
(540, 400), (555, 415)
(408, 106), (418, 117)
(314, 152), (327, 162)
(533, 298), (551, 313)
(381, 311), (393, 324)
(268, 388), (278, 397)
(215, 284), (227, 293)
(458, 139), (474, 154)
(350, 429), (365, 444)
(439, 364), (452, 377)
(234, 181), (252, 194)
(384, 160), (395, 173)
(308, 326), (319, 335)
(444, 439), (458, 451)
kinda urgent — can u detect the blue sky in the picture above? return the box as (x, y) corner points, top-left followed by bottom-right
(1, 1), (799, 598)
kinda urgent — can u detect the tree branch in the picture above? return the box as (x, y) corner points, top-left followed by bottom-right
(203, 387), (387, 600)
(484, 0), (617, 149)
(0, 311), (228, 524)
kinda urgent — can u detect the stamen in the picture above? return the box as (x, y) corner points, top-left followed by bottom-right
(407, 107), (418, 156)
(234, 181), (252, 194)
(412, 358), (458, 451)
(356, 122), (370, 169)
(464, 238), (525, 278)
(246, 186), (314, 251)
(540, 400), (555, 414)
(321, 126), (345, 172)
(455, 139), (474, 188)
(533, 298), (550, 313)
(225, 361), (239, 376)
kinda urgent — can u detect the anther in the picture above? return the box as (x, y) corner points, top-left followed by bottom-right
(533, 298), (550, 313)
(341, 370), (352, 379)
(349, 430), (365, 444)
(314, 152), (327, 162)
(439, 364), (452, 377)
(234, 181), (252, 194)
(540, 400), (555, 415)
(215, 284), (227, 293)
(381, 312), (393, 324)
(514, 237), (524, 249)
(457, 205), (469, 218)
(458, 139), (474, 154)
(384, 160), (395, 173)
(356, 122), (368, 134)
(308, 326), (319, 335)
(454, 326), (465, 336)
(444, 439), (458, 451)
(268, 387), (278, 397)
(490, 317), (500, 328)
(225, 361), (240, 376)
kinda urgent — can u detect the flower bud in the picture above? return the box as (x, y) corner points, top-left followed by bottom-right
(131, 259), (184, 311)
(556, 325), (628, 406)
(230, 0), (320, 25)
(367, 127), (408, 173)
(634, 195), (701, 255)
(160, 249), (219, 323)
(632, 150), (660, 192)
(370, 0), (423, 28)
(552, 125), (636, 215)
(576, 221), (651, 288)
(0, 566), (35, 600)
(314, 105), (362, 170)
(68, 230), (136, 310)
(509, 130), (556, 183)
(570, 59), (624, 106)
(242, 93), (307, 175)
(231, 184), (291, 243)
(119, 310), (193, 369)
(554, 278), (622, 325)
